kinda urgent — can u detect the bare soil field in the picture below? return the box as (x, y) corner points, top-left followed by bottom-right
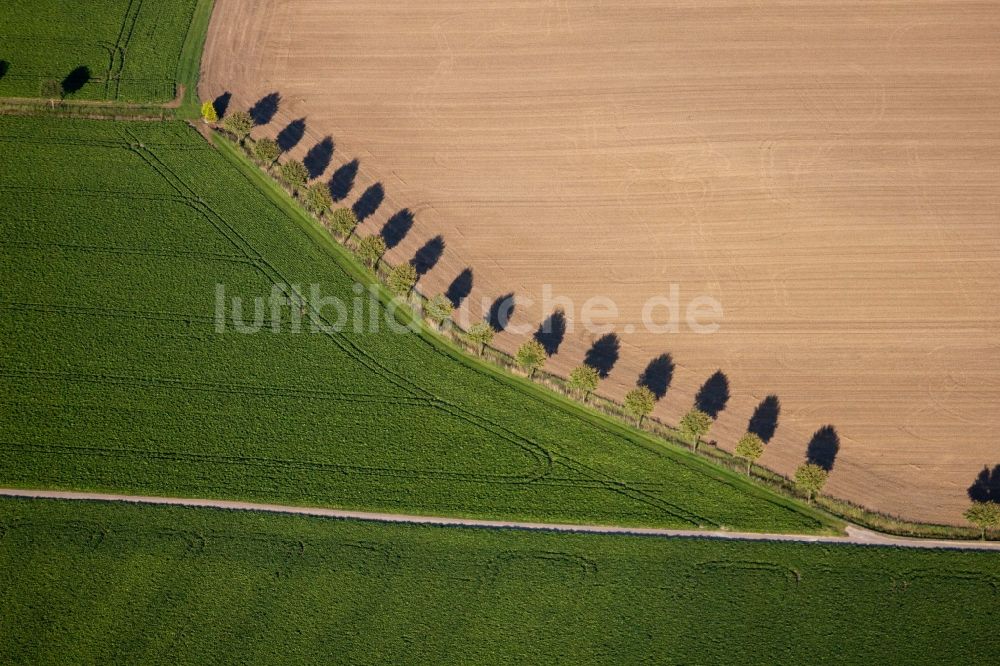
(201, 0), (1000, 524)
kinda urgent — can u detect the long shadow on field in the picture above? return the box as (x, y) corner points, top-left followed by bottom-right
(381, 209), (414, 250)
(61, 66), (90, 96)
(353, 183), (385, 222)
(534, 309), (567, 356)
(695, 370), (730, 418)
(277, 118), (306, 152)
(250, 92), (281, 125)
(748, 394), (781, 443)
(0, 61), (9, 81)
(304, 136), (335, 179)
(411, 235), (446, 277)
(446, 268), (473, 308)
(638, 353), (675, 400)
(213, 91), (232, 119)
(806, 425), (840, 472)
(487, 293), (515, 332)
(584, 333), (620, 379)
(968, 464), (1000, 502)
(329, 159), (359, 202)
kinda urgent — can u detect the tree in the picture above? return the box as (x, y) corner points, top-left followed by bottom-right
(516, 339), (547, 378)
(794, 463), (829, 503)
(356, 235), (386, 269)
(425, 294), (454, 328)
(735, 432), (765, 474)
(568, 364), (600, 402)
(222, 110), (254, 144)
(201, 101), (218, 124)
(679, 408), (713, 451)
(964, 501), (1000, 540)
(304, 182), (333, 216)
(40, 79), (61, 108)
(467, 321), (495, 356)
(253, 137), (280, 169)
(387, 262), (417, 297)
(624, 386), (656, 426)
(279, 159), (309, 194)
(329, 207), (359, 240)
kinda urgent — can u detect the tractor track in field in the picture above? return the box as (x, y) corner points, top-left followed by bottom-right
(2, 488), (998, 551)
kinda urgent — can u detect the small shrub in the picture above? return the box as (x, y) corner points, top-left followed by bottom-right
(387, 263), (418, 297)
(200, 101), (218, 123)
(356, 235), (387, 269)
(735, 433), (765, 473)
(516, 340), (547, 378)
(794, 463), (829, 502)
(467, 321), (495, 355)
(253, 137), (280, 168)
(679, 408), (713, 451)
(329, 207), (359, 239)
(222, 110), (253, 144)
(623, 387), (655, 425)
(304, 182), (333, 216)
(278, 159), (309, 194)
(425, 294), (454, 328)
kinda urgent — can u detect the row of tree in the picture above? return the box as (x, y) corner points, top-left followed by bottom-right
(506, 337), (832, 502)
(208, 102), (465, 333)
(213, 99), (844, 524)
(206, 100), (997, 540)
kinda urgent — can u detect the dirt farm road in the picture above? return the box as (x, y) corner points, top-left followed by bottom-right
(2, 488), (998, 552)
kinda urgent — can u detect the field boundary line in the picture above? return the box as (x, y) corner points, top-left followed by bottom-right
(1, 488), (998, 551)
(211, 133), (844, 532)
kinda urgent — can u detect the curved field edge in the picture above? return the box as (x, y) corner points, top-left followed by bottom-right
(0, 497), (996, 664)
(211, 133), (843, 535)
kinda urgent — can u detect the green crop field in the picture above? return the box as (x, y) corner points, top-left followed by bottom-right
(0, 115), (836, 533)
(0, 498), (996, 664)
(0, 0), (200, 103)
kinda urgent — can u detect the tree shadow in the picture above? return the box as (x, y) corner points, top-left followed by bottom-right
(352, 183), (384, 222)
(277, 118), (306, 152)
(303, 136), (334, 179)
(329, 159), (359, 202)
(638, 353), (674, 400)
(968, 464), (1000, 502)
(695, 370), (730, 418)
(445, 268), (473, 308)
(411, 235), (445, 276)
(0, 61), (9, 81)
(249, 92), (281, 125)
(380, 209), (414, 250)
(487, 293), (515, 332)
(806, 425), (840, 472)
(61, 66), (90, 96)
(584, 333), (620, 379)
(212, 91), (232, 118)
(534, 309), (567, 356)
(747, 395), (781, 443)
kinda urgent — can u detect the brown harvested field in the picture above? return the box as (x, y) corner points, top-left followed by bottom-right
(201, 0), (1000, 525)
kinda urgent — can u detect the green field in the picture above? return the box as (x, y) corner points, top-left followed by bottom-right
(0, 0), (201, 103)
(0, 114), (836, 533)
(1, 498), (996, 664)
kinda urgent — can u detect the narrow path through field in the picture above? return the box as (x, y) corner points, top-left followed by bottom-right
(2, 488), (997, 551)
